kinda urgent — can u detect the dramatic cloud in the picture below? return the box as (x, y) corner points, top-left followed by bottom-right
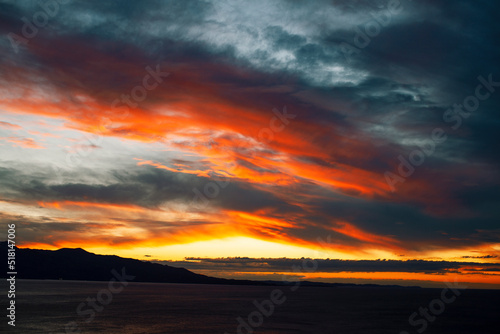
(0, 0), (499, 287)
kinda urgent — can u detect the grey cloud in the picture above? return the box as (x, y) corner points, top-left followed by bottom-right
(0, 164), (300, 214)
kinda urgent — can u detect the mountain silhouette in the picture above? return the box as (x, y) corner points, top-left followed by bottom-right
(0, 241), (256, 285)
(0, 242), (417, 288)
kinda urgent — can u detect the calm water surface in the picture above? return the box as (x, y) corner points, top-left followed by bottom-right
(1, 280), (498, 333)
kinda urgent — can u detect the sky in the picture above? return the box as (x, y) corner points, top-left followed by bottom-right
(1, 0), (500, 288)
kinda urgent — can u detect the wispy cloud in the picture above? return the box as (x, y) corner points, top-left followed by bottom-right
(0, 136), (45, 149)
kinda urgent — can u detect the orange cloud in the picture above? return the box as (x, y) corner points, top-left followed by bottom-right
(330, 221), (402, 251)
(37, 200), (149, 212)
(0, 136), (45, 149)
(0, 121), (22, 130)
(134, 158), (211, 178)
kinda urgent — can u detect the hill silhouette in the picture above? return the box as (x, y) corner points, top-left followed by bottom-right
(0, 242), (418, 288)
(1, 241), (256, 285)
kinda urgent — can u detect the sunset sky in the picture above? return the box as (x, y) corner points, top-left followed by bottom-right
(1, 0), (500, 288)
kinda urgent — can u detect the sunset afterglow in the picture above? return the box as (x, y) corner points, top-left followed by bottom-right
(1, 0), (500, 289)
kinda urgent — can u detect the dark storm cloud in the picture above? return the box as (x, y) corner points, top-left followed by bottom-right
(2, 0), (497, 156)
(309, 192), (500, 244)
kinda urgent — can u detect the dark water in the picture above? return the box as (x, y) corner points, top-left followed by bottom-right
(1, 280), (498, 333)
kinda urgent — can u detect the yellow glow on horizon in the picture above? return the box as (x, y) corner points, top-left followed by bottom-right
(79, 236), (325, 260)
(69, 236), (394, 261)
(405, 245), (500, 263)
(210, 271), (500, 289)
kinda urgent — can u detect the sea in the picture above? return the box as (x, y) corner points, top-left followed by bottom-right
(1, 280), (498, 333)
